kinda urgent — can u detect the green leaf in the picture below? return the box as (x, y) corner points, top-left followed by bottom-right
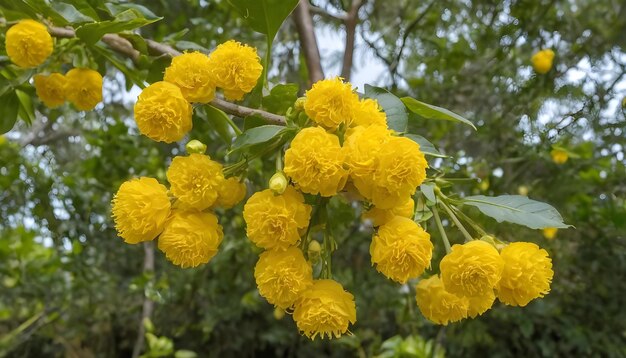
(402, 97), (476, 130)
(16, 89), (35, 125)
(243, 115), (268, 130)
(0, 91), (20, 134)
(174, 41), (210, 53)
(420, 183), (436, 203)
(462, 195), (571, 229)
(364, 85), (408, 133)
(404, 133), (447, 158)
(50, 2), (94, 24)
(103, 3), (161, 21)
(201, 106), (234, 145)
(230, 125), (290, 153)
(226, 0), (299, 41)
(76, 9), (162, 45)
(263, 83), (298, 115)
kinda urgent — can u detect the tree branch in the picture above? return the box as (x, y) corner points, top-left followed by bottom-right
(309, 5), (346, 21)
(340, 0), (364, 80)
(131, 242), (155, 358)
(293, 0), (325, 84)
(42, 23), (286, 125)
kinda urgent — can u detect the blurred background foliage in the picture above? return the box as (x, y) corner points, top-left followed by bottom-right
(1, 0), (625, 357)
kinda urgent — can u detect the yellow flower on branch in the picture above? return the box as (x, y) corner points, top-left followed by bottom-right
(551, 148), (569, 164)
(254, 247), (313, 309)
(158, 210), (223, 268)
(33, 73), (67, 108)
(496, 242), (553, 307)
(209, 40), (263, 101)
(440, 240), (504, 297)
(415, 275), (469, 325)
(134, 81), (193, 143)
(349, 98), (387, 128)
(362, 197), (414, 227)
(111, 177), (171, 244)
(467, 290), (496, 318)
(164, 51), (216, 103)
(304, 77), (359, 130)
(531, 49), (555, 74)
(243, 187), (311, 250)
(167, 153), (225, 210)
(215, 177), (247, 209)
(5, 19), (53, 68)
(65, 68), (103, 111)
(543, 227), (558, 240)
(293, 279), (356, 339)
(284, 127), (349, 197)
(370, 216), (433, 283)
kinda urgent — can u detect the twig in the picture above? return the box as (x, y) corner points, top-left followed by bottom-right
(211, 98), (285, 125)
(131, 242), (156, 358)
(292, 0), (325, 84)
(340, 0), (364, 80)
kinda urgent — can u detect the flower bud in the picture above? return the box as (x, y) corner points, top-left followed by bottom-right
(269, 172), (288, 194)
(517, 185), (529, 196)
(308, 240), (322, 263)
(186, 139), (207, 154)
(273, 307), (285, 320)
(294, 97), (306, 111)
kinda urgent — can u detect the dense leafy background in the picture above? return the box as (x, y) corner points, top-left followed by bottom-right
(1, 0), (625, 357)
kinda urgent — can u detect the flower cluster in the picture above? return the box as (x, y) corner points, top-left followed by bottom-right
(4, 20), (103, 111)
(111, 145), (246, 268)
(135, 40), (262, 143)
(416, 240), (553, 325)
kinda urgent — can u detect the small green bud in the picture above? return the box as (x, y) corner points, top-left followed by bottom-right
(269, 172), (288, 194)
(142, 317), (155, 334)
(308, 240), (322, 263)
(273, 307), (285, 320)
(185, 139), (207, 154)
(294, 97), (306, 111)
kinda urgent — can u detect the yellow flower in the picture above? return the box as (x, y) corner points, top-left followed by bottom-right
(215, 177), (247, 209)
(5, 19), (53, 68)
(164, 51), (215, 103)
(304, 77), (359, 130)
(350, 98), (387, 128)
(362, 197), (414, 227)
(344, 125), (391, 189)
(467, 290), (496, 318)
(551, 148), (568, 164)
(284, 127), (349, 197)
(415, 275), (469, 325)
(208, 40), (263, 101)
(496, 242), (553, 307)
(369, 136), (428, 209)
(111, 177), (171, 244)
(440, 240), (504, 297)
(65, 68), (103, 111)
(134, 81), (193, 143)
(370, 216), (432, 284)
(531, 49), (555, 74)
(33, 73), (66, 108)
(243, 186), (311, 250)
(293, 279), (356, 339)
(254, 247), (313, 309)
(167, 153), (225, 210)
(158, 210), (223, 268)
(543, 227), (558, 240)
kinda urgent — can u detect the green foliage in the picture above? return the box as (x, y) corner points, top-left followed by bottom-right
(402, 97), (476, 130)
(365, 84), (409, 132)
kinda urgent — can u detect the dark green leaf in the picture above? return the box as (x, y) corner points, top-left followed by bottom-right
(364, 85), (408, 133)
(0, 91), (20, 134)
(50, 2), (94, 24)
(103, 3), (161, 20)
(404, 133), (447, 158)
(402, 97), (476, 130)
(463, 195), (571, 229)
(203, 106), (234, 145)
(174, 41), (210, 53)
(230, 125), (289, 153)
(263, 83), (298, 115)
(16, 89), (35, 125)
(76, 10), (161, 45)
(226, 0), (299, 41)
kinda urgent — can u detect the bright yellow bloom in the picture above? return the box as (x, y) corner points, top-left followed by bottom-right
(33, 73), (66, 108)
(254, 247), (313, 309)
(551, 148), (568, 164)
(362, 197), (414, 227)
(243, 187), (311, 250)
(496, 242), (553, 307)
(284, 127), (349, 197)
(158, 210), (223, 268)
(209, 40), (263, 101)
(531, 49), (555, 74)
(215, 177), (247, 209)
(304, 77), (359, 130)
(440, 240), (504, 297)
(65, 68), (103, 111)
(111, 177), (171, 244)
(415, 275), (469, 325)
(543, 227), (558, 240)
(164, 51), (215, 103)
(293, 279), (356, 339)
(467, 290), (496, 318)
(370, 217), (432, 283)
(167, 153), (225, 210)
(5, 19), (53, 68)
(134, 81), (193, 143)
(369, 136), (428, 209)
(350, 98), (387, 128)
(344, 125), (391, 190)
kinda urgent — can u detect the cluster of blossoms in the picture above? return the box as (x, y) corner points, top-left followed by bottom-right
(416, 240), (553, 325)
(111, 144), (246, 268)
(5, 19), (103, 111)
(133, 40), (263, 143)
